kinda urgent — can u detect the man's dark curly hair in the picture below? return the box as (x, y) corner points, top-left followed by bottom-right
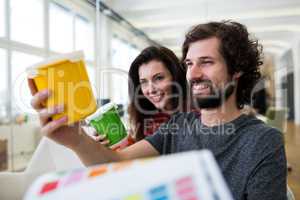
(182, 20), (263, 109)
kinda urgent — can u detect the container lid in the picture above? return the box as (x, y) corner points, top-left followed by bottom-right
(26, 51), (84, 78)
(85, 102), (118, 123)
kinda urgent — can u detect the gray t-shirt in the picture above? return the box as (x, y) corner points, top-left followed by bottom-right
(145, 112), (287, 200)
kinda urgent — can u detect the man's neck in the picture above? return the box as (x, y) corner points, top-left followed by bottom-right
(200, 95), (242, 127)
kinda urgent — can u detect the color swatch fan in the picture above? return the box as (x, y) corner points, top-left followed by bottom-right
(24, 150), (233, 200)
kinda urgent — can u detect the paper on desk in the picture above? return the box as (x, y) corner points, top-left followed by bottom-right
(24, 150), (233, 200)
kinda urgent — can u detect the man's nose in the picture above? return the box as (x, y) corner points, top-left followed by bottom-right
(186, 64), (203, 81)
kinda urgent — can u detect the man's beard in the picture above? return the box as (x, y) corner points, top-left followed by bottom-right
(190, 79), (235, 109)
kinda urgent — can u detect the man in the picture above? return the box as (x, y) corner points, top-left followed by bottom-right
(29, 21), (287, 200)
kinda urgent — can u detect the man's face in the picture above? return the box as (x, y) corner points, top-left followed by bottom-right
(184, 37), (235, 109)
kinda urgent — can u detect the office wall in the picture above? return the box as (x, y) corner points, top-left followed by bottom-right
(292, 40), (300, 125)
(273, 42), (300, 125)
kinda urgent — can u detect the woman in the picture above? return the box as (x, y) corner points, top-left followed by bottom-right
(95, 46), (187, 146)
(128, 46), (187, 140)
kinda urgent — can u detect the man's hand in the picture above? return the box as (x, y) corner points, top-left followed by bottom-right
(28, 79), (82, 149)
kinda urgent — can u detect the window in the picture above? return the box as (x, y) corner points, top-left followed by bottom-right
(75, 15), (94, 61)
(0, 0), (97, 172)
(111, 37), (139, 71)
(11, 51), (42, 114)
(129, 46), (139, 62)
(0, 48), (7, 98)
(112, 38), (129, 70)
(10, 0), (44, 47)
(0, 0), (5, 37)
(49, 2), (73, 53)
(86, 64), (97, 97)
(111, 72), (129, 105)
(0, 48), (7, 119)
(111, 37), (140, 104)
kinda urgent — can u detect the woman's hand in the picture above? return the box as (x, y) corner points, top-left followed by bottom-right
(82, 125), (110, 147)
(93, 133), (110, 147)
(28, 79), (83, 150)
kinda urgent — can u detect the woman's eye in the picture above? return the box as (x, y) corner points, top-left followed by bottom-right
(155, 75), (164, 81)
(185, 62), (193, 67)
(140, 80), (147, 85)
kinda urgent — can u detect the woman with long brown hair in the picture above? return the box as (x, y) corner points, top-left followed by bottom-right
(94, 46), (187, 145)
(127, 46), (187, 141)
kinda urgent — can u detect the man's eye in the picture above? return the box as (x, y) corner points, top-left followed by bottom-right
(202, 61), (213, 66)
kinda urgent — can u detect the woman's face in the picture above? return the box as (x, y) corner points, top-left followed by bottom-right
(138, 60), (173, 111)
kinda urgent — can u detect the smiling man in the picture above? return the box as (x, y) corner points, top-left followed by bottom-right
(184, 37), (237, 110)
(144, 21), (287, 200)
(30, 21), (287, 200)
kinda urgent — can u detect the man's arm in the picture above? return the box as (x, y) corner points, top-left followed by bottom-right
(73, 132), (160, 166)
(246, 141), (287, 200)
(28, 80), (159, 167)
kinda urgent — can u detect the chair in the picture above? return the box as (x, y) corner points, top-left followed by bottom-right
(287, 185), (295, 200)
(0, 137), (84, 200)
(265, 107), (288, 133)
(265, 107), (293, 170)
(265, 107), (294, 200)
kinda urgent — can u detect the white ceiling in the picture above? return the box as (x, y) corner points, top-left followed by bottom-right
(105, 0), (300, 58)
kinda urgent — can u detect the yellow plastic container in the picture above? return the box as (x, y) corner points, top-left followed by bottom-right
(27, 51), (97, 125)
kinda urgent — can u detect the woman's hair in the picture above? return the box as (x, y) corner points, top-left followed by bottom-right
(128, 46), (187, 140)
(182, 20), (263, 109)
